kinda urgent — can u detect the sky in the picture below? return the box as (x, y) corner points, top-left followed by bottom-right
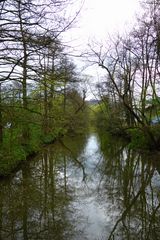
(79, 0), (141, 39)
(64, 0), (141, 47)
(63, 0), (142, 98)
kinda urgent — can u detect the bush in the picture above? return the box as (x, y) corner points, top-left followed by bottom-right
(127, 128), (150, 149)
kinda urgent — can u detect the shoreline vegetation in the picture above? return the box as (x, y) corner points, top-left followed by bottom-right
(0, 131), (63, 177)
(1, 100), (160, 178)
(0, 120), (89, 177)
(89, 101), (160, 153)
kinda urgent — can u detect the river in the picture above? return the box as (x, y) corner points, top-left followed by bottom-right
(0, 131), (160, 240)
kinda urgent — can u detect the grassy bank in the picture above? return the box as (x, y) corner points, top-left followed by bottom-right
(0, 125), (65, 177)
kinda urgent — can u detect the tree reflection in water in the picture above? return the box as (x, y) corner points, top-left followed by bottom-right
(99, 132), (160, 240)
(0, 134), (88, 240)
(0, 132), (160, 239)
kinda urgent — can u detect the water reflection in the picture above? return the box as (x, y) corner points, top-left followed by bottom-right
(0, 132), (160, 239)
(99, 133), (160, 240)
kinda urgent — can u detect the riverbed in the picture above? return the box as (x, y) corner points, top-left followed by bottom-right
(0, 131), (160, 240)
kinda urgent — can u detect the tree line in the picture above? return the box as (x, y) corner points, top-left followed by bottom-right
(0, 0), (88, 175)
(90, 0), (160, 150)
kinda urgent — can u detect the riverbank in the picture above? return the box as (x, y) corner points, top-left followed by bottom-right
(0, 123), (89, 177)
(0, 131), (63, 177)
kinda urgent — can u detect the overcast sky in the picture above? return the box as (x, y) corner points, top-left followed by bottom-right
(64, 0), (141, 47)
(80, 0), (141, 38)
(63, 0), (142, 98)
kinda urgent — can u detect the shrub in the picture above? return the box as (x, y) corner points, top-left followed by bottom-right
(127, 128), (150, 149)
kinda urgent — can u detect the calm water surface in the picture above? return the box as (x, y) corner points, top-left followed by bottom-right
(0, 132), (160, 240)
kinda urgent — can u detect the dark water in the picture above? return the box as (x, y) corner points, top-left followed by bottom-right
(0, 132), (160, 240)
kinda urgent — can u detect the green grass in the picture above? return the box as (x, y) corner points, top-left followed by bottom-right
(0, 124), (61, 176)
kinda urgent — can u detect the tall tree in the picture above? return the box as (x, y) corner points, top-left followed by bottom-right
(0, 0), (80, 144)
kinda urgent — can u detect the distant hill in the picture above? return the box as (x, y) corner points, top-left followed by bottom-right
(86, 99), (99, 105)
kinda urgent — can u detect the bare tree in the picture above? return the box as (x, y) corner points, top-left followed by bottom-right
(88, 11), (160, 147)
(0, 0), (81, 143)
